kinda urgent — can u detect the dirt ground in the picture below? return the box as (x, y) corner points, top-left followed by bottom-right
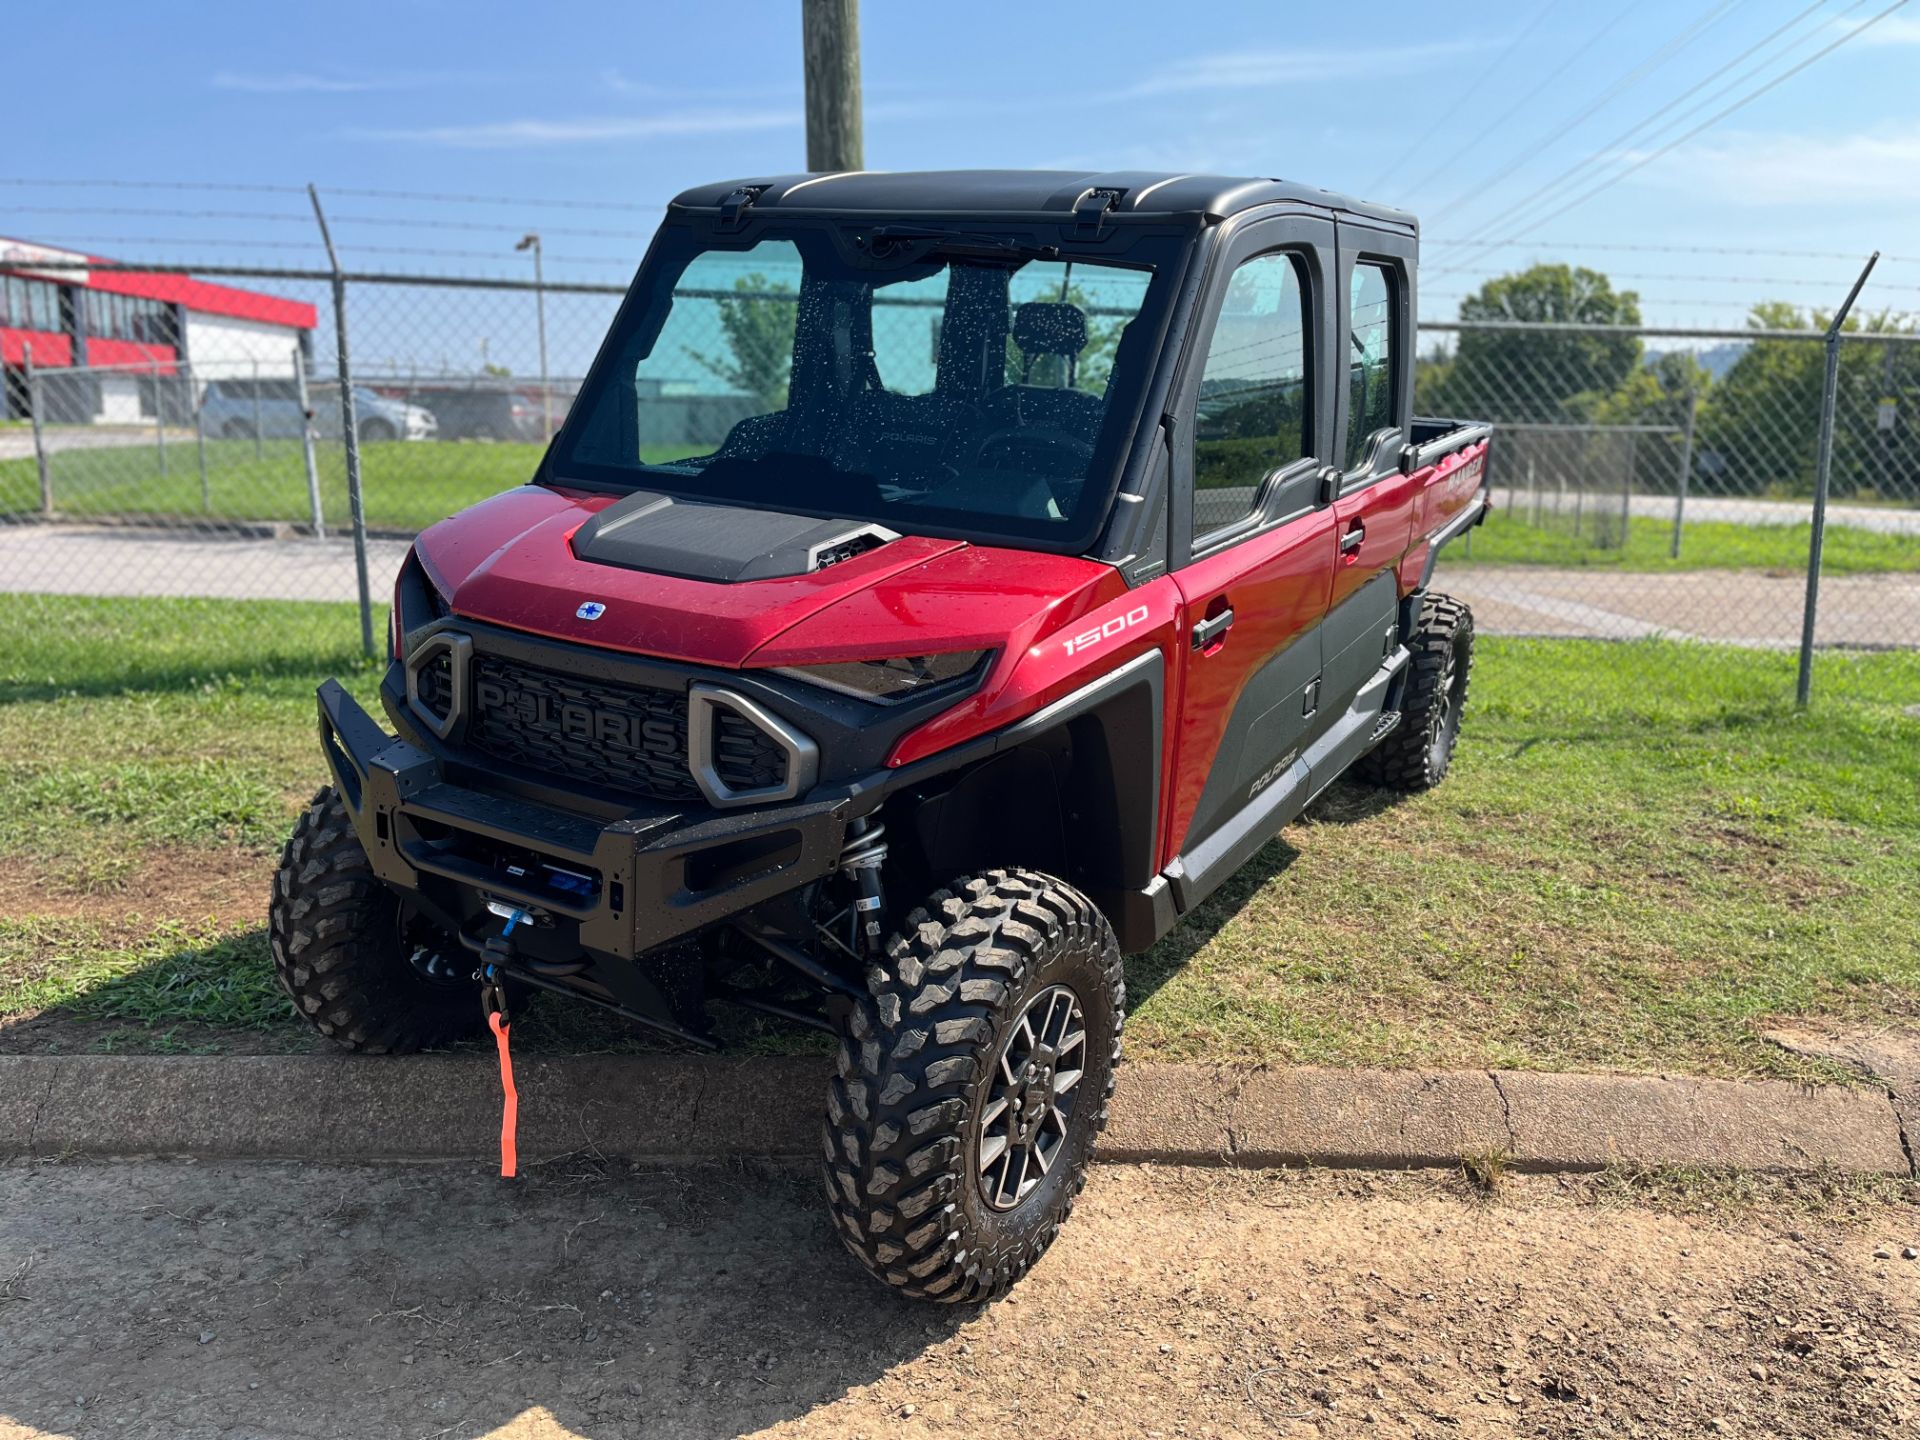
(1, 1161), (1916, 1440)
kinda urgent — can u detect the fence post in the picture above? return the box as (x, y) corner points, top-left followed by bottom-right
(292, 346), (327, 541)
(1797, 252), (1879, 708)
(1618, 432), (1636, 551)
(192, 362), (210, 512)
(25, 344), (52, 517)
(1670, 387), (1698, 559)
(251, 358), (263, 462)
(309, 183), (376, 659)
(151, 358), (168, 476)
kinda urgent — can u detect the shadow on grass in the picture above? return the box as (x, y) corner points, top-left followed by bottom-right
(10, 922), (830, 1059)
(1123, 779), (1413, 1013)
(0, 651), (376, 706)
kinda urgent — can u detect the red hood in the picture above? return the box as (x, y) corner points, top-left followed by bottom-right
(415, 486), (1124, 669)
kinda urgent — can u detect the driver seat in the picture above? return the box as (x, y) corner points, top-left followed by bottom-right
(1000, 301), (1102, 437)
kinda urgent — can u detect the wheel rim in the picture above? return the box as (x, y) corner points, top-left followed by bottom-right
(1430, 640), (1465, 766)
(975, 984), (1086, 1212)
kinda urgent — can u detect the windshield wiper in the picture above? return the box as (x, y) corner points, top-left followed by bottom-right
(857, 226), (1060, 264)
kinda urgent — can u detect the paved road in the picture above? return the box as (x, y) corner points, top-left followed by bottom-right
(0, 525), (412, 605)
(0, 525), (1915, 649)
(1437, 563), (1920, 649)
(1, 1159), (1915, 1439)
(1491, 485), (1920, 538)
(0, 426), (198, 462)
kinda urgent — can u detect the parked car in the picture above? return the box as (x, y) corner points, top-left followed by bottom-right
(200, 378), (436, 442)
(408, 386), (547, 442)
(272, 170), (1491, 1304)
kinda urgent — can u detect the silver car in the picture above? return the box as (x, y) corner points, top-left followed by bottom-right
(200, 378), (435, 442)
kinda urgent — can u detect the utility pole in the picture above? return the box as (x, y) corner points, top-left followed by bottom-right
(803, 0), (864, 172)
(516, 233), (551, 441)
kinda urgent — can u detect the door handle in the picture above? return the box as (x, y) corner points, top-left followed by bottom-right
(1340, 521), (1366, 554)
(1192, 607), (1235, 651)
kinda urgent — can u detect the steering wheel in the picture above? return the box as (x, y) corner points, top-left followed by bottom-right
(972, 426), (1096, 475)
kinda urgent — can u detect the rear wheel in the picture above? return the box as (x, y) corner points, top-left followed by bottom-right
(220, 419), (252, 440)
(269, 787), (477, 1053)
(1357, 592), (1474, 792)
(823, 869), (1124, 1303)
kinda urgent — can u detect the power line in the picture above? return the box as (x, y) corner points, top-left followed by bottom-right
(1402, 0), (1654, 203)
(0, 177), (306, 195)
(11, 233), (638, 268)
(0, 202), (648, 240)
(1469, 0), (1912, 249)
(1429, 0), (1745, 223)
(0, 176), (670, 212)
(1364, 1), (1563, 195)
(1440, 0), (1855, 252)
(1426, 237), (1918, 265)
(319, 184), (666, 213)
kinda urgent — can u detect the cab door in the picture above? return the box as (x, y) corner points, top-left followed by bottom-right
(1162, 213), (1339, 904)
(1313, 222), (1418, 793)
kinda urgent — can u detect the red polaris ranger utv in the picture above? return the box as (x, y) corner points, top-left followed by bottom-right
(273, 171), (1490, 1301)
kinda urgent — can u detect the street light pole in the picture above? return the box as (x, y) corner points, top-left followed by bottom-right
(516, 233), (551, 441)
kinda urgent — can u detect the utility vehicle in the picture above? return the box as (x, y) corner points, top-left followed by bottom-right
(273, 170), (1491, 1302)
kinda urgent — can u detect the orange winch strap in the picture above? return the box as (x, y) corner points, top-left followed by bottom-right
(488, 1010), (518, 1178)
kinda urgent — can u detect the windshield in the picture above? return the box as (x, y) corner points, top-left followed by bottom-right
(552, 223), (1175, 548)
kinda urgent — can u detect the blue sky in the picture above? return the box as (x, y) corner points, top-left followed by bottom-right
(7, 0), (1918, 347)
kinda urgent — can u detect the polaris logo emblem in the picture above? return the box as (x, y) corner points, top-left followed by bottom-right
(575, 601), (607, 621)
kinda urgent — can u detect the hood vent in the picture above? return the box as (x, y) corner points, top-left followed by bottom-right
(572, 491), (898, 584)
(808, 524), (898, 573)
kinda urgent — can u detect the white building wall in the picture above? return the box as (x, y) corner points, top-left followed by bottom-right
(182, 312), (308, 388)
(95, 375), (143, 423)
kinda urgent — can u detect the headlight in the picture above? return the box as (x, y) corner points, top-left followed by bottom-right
(777, 651), (990, 704)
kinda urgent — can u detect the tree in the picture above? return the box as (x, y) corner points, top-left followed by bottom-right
(689, 274), (799, 411)
(1698, 302), (1920, 499)
(1427, 264), (1643, 424)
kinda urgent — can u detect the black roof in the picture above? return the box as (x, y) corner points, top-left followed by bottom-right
(669, 170), (1414, 230)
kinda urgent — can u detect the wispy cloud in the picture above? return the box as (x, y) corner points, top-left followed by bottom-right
(351, 108), (800, 148)
(1129, 39), (1493, 97)
(1647, 124), (1920, 205)
(1833, 14), (1920, 46)
(212, 70), (381, 94)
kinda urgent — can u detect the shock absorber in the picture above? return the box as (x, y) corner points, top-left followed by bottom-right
(839, 816), (889, 958)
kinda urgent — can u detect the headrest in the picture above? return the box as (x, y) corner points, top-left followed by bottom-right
(1013, 301), (1088, 358)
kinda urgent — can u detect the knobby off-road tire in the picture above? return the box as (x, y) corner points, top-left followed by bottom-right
(1356, 591), (1474, 792)
(269, 786), (476, 1054)
(824, 869), (1124, 1303)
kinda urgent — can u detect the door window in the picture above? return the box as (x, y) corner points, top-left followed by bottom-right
(1191, 252), (1311, 543)
(1343, 263), (1396, 471)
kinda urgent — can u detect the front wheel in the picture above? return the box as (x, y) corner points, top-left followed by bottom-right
(269, 787), (478, 1053)
(823, 869), (1124, 1303)
(358, 418), (397, 443)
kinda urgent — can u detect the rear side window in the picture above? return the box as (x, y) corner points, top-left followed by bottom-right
(1344, 262), (1397, 471)
(1191, 251), (1311, 541)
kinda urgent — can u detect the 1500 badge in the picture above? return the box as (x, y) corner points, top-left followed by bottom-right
(1062, 604), (1151, 656)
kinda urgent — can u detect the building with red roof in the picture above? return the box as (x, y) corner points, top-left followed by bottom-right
(1, 237), (319, 422)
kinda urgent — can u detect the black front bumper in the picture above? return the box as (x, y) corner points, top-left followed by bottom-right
(317, 679), (852, 964)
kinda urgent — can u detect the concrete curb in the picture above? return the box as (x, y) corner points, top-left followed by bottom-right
(0, 1055), (1912, 1178)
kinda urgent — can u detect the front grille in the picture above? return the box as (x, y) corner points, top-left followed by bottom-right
(419, 649), (790, 803)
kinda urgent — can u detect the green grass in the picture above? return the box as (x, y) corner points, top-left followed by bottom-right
(8, 437), (1914, 576)
(2, 594), (1917, 1075)
(1, 439), (695, 534)
(1458, 510), (1920, 574)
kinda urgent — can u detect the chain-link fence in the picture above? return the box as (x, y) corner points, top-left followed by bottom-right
(1418, 316), (1920, 700)
(2, 256), (1916, 704)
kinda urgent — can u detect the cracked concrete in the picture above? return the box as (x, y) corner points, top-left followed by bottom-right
(3, 1055), (1910, 1178)
(1765, 1025), (1920, 1180)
